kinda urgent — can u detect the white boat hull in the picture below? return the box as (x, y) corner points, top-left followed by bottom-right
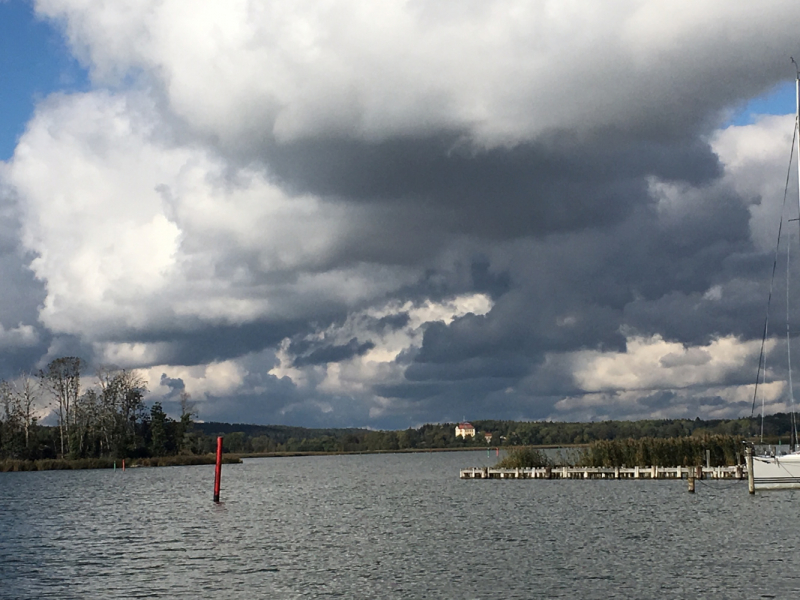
(752, 453), (800, 489)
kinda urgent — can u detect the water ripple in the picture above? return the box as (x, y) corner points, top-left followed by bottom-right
(1, 454), (800, 598)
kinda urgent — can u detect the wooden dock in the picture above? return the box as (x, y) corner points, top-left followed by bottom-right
(460, 465), (746, 480)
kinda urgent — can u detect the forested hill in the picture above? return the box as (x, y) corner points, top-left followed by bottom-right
(194, 414), (796, 454)
(194, 422), (370, 445)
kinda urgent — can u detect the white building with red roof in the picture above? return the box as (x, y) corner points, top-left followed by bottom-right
(455, 422), (476, 438)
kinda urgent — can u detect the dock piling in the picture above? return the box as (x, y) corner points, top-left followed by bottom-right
(746, 446), (754, 495)
(460, 464), (749, 482)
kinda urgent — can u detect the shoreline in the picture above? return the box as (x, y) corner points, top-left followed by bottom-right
(237, 444), (586, 459)
(0, 444), (590, 472)
(0, 455), (242, 472)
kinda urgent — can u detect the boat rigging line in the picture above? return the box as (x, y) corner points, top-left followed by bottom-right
(750, 105), (799, 441)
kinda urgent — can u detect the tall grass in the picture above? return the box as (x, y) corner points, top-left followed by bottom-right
(578, 435), (742, 467)
(495, 446), (553, 468)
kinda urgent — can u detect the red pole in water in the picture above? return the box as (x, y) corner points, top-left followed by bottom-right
(213, 436), (223, 503)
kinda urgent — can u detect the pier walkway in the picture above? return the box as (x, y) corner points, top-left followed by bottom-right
(459, 465), (745, 480)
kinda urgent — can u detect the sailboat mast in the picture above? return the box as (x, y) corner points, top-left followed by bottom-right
(793, 69), (800, 450)
(795, 66), (800, 221)
(793, 61), (800, 451)
(788, 227), (796, 450)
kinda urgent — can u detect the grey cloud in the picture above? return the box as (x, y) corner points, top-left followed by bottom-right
(405, 355), (531, 382)
(376, 312), (410, 331)
(659, 349), (712, 369)
(159, 373), (185, 392)
(262, 133), (721, 245)
(638, 391), (679, 409)
(292, 337), (375, 367)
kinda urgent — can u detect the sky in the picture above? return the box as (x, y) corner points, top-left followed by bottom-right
(4, 1), (800, 429)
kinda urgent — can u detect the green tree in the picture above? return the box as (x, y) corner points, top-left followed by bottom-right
(149, 402), (169, 456)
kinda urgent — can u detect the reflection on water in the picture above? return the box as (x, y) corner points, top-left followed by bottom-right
(2, 451), (799, 599)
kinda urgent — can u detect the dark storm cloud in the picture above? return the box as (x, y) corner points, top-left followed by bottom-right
(103, 319), (310, 368)
(159, 373), (185, 391)
(385, 162), (763, 416)
(376, 312), (410, 331)
(0, 189), (49, 378)
(292, 337), (375, 367)
(263, 132), (721, 244)
(410, 174), (757, 367)
(372, 376), (561, 425)
(638, 390), (678, 409)
(405, 355), (530, 381)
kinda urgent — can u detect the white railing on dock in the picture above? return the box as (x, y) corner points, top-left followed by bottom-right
(459, 465), (745, 480)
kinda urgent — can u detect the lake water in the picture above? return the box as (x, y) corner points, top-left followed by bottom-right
(1, 450), (799, 599)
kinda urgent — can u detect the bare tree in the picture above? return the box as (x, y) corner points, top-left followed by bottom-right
(0, 380), (19, 455)
(179, 391), (197, 421)
(178, 390), (197, 453)
(41, 357), (83, 457)
(11, 372), (40, 449)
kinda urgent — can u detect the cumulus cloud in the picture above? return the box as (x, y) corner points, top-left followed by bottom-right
(35, 0), (800, 148)
(8, 92), (419, 341)
(1, 1), (800, 426)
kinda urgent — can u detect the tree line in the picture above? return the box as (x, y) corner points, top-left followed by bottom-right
(194, 414), (795, 455)
(0, 357), (202, 461)
(2, 356), (796, 462)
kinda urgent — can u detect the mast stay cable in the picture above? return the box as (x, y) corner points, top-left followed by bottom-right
(750, 116), (798, 443)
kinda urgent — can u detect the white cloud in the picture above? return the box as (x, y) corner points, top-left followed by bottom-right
(35, 0), (800, 149)
(142, 359), (245, 400)
(0, 323), (38, 350)
(567, 334), (764, 392)
(711, 114), (796, 251)
(6, 92), (418, 339)
(270, 293), (493, 402)
(551, 382), (781, 422)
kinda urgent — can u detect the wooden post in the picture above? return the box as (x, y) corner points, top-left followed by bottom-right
(213, 436), (223, 503)
(746, 446), (755, 495)
(688, 476), (695, 493)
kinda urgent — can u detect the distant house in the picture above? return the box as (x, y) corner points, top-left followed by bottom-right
(455, 422), (476, 438)
(484, 432), (493, 444)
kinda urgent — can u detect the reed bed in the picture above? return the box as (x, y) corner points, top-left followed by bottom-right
(578, 435), (742, 467)
(495, 446), (553, 468)
(0, 458), (116, 472)
(0, 454), (242, 472)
